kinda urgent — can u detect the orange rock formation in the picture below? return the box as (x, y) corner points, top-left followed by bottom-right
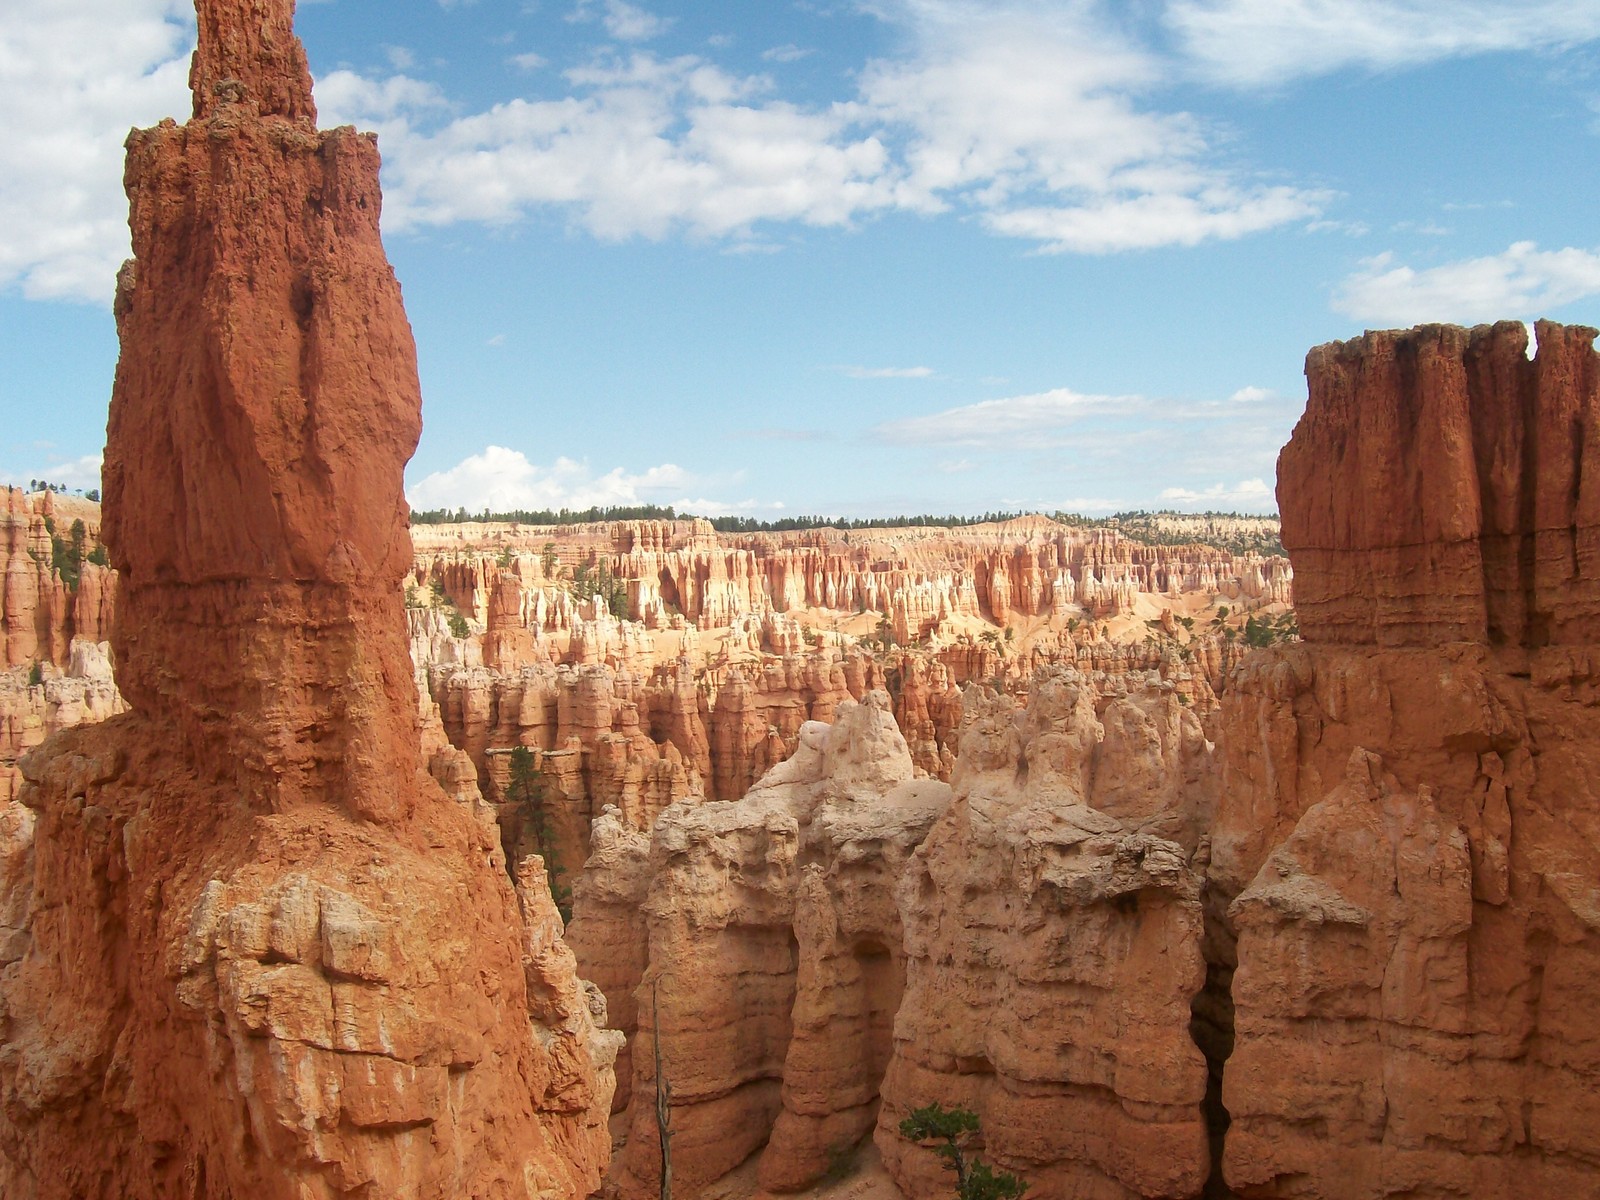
(0, 3), (616, 1196)
(0, 488), (114, 671)
(574, 321), (1598, 1200)
(1209, 320), (1600, 1197)
(411, 515), (1291, 638)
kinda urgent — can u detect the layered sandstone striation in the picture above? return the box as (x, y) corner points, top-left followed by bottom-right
(0, 3), (616, 1197)
(575, 322), (1597, 1200)
(586, 666), (1216, 1198)
(878, 669), (1214, 1199)
(412, 514), (1292, 637)
(1209, 320), (1600, 1198)
(0, 643), (124, 806)
(0, 488), (112, 671)
(593, 693), (951, 1198)
(425, 622), (1234, 914)
(1278, 321), (1600, 649)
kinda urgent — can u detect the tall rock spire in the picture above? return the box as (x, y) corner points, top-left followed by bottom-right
(190, 0), (316, 122)
(0, 2), (618, 1195)
(1279, 321), (1600, 649)
(107, 0), (418, 819)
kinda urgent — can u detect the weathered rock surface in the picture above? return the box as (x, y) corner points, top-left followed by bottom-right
(1204, 320), (1600, 1198)
(592, 693), (951, 1198)
(413, 515), (1291, 636)
(0, 642), (124, 805)
(1, 488), (114, 671)
(0, 3), (616, 1196)
(878, 669), (1214, 1200)
(583, 665), (1215, 1199)
(571, 322), (1600, 1200)
(1279, 321), (1600, 649)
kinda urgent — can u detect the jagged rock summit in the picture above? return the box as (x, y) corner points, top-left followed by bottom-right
(0, 2), (617, 1197)
(108, 0), (425, 821)
(1279, 320), (1600, 649)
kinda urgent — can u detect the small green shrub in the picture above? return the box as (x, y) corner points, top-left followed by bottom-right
(899, 1103), (1027, 1200)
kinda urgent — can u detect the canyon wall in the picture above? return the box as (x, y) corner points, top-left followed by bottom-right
(1208, 320), (1600, 1198)
(0, 489), (113, 670)
(579, 321), (1599, 1200)
(586, 665), (1219, 1199)
(411, 514), (1292, 638)
(0, 3), (616, 1197)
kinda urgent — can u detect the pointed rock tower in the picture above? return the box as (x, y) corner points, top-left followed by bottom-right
(0, 2), (618, 1196)
(107, 0), (422, 821)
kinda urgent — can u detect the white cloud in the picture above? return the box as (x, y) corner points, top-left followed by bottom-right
(873, 387), (1133, 447)
(315, 70), (451, 125)
(510, 51), (549, 71)
(858, 375), (1299, 510)
(1332, 241), (1600, 327)
(345, 53), (899, 239)
(837, 364), (936, 379)
(383, 44), (416, 71)
(0, 453), (104, 493)
(1157, 478), (1274, 510)
(405, 446), (779, 515)
(0, 0), (191, 303)
(570, 0), (674, 42)
(984, 185), (1324, 254)
(856, 10), (1325, 249)
(1169, 0), (1600, 88)
(320, 5), (1321, 253)
(762, 44), (814, 63)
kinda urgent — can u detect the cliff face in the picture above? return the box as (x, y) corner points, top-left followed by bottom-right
(589, 693), (953, 1199)
(413, 515), (1292, 637)
(1209, 320), (1600, 1198)
(585, 669), (1214, 1199)
(1278, 321), (1600, 649)
(567, 322), (1597, 1200)
(879, 670), (1214, 1199)
(0, 3), (616, 1197)
(104, 5), (422, 819)
(1, 489), (114, 670)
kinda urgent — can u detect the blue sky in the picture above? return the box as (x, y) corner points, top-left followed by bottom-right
(4, 0), (1600, 518)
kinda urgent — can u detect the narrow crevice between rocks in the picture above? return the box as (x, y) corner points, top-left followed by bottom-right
(1190, 878), (1240, 1200)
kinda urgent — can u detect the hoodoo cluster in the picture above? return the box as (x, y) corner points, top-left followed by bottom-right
(0, 0), (1596, 1195)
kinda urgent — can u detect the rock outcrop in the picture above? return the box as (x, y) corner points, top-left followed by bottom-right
(1209, 320), (1600, 1198)
(572, 322), (1598, 1200)
(0, 643), (124, 806)
(589, 693), (952, 1198)
(878, 669), (1214, 1199)
(0, 3), (616, 1197)
(413, 515), (1291, 635)
(1278, 321), (1600, 649)
(1, 488), (114, 670)
(585, 666), (1215, 1199)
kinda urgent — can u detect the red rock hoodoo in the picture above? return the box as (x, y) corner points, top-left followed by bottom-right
(1210, 320), (1600, 1197)
(105, 0), (423, 820)
(1278, 321), (1600, 649)
(0, 2), (617, 1197)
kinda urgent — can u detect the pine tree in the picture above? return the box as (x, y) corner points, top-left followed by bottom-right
(899, 1103), (1028, 1200)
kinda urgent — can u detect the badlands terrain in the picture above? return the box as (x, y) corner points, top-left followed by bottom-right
(2, 1), (1599, 1198)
